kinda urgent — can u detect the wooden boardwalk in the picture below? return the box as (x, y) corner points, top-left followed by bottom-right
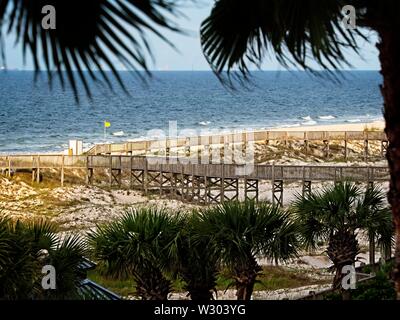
(0, 154), (389, 206)
(87, 130), (388, 161)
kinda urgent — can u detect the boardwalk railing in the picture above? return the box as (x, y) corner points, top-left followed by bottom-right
(0, 155), (389, 206)
(86, 130), (388, 158)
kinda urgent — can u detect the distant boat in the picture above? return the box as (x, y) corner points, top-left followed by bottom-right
(112, 131), (125, 136)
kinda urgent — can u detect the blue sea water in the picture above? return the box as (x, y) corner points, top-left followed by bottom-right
(0, 71), (383, 154)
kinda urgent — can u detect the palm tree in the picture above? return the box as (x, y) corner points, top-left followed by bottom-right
(175, 212), (219, 300)
(0, 216), (87, 299)
(0, 0), (182, 100)
(196, 201), (299, 300)
(199, 0), (400, 297)
(292, 182), (394, 290)
(357, 185), (394, 265)
(88, 207), (182, 300)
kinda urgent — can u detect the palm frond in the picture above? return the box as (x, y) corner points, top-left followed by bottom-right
(201, 0), (366, 82)
(0, 0), (182, 101)
(293, 181), (394, 256)
(198, 201), (299, 267)
(88, 207), (182, 299)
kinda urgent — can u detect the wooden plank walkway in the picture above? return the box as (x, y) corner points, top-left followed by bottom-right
(0, 155), (389, 206)
(87, 130), (388, 160)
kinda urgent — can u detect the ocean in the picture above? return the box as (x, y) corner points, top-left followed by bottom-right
(0, 71), (383, 154)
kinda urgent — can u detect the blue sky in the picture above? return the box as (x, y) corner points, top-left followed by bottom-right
(2, 1), (381, 71)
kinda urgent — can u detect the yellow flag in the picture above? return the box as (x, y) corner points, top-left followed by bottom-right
(104, 121), (111, 128)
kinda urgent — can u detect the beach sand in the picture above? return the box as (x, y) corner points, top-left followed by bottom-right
(271, 120), (384, 132)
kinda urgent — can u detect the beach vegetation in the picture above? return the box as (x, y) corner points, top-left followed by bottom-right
(292, 182), (394, 290)
(88, 264), (330, 298)
(174, 212), (219, 300)
(0, 216), (87, 299)
(324, 261), (396, 300)
(188, 201), (300, 300)
(88, 207), (183, 300)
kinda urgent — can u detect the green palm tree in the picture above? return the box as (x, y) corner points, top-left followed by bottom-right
(0, 216), (87, 299)
(199, 0), (400, 297)
(356, 185), (394, 265)
(292, 182), (393, 290)
(196, 201), (299, 300)
(88, 207), (182, 300)
(175, 212), (219, 300)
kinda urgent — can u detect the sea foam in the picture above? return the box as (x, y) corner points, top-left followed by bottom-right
(198, 121), (211, 126)
(318, 115), (336, 120)
(301, 120), (317, 126)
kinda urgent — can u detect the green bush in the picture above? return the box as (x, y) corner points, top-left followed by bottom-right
(324, 262), (396, 300)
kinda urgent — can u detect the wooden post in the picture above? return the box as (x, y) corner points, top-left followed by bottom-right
(242, 131), (247, 156)
(118, 155), (122, 187)
(32, 156), (35, 182)
(37, 155), (40, 183)
(324, 140), (330, 159)
(221, 164), (225, 203)
(130, 156), (133, 188)
(204, 166), (209, 204)
(235, 178), (239, 201)
(144, 157), (148, 195)
(197, 147), (202, 164)
(109, 155), (113, 186)
(381, 140), (388, 158)
(7, 156), (11, 177)
(301, 166), (312, 197)
(159, 163), (163, 196)
(304, 132), (308, 155)
(302, 180), (312, 198)
(180, 165), (185, 201)
(271, 162), (275, 205)
(326, 131), (330, 158)
(61, 155), (65, 187)
(273, 180), (283, 207)
(344, 132), (348, 160)
(191, 164), (195, 203)
(86, 156), (93, 185)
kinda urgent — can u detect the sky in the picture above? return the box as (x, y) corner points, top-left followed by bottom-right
(2, 1), (381, 71)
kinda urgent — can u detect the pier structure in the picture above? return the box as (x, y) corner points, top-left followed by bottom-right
(0, 154), (389, 207)
(87, 130), (388, 162)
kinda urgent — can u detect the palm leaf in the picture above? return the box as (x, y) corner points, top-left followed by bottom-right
(0, 0), (182, 101)
(200, 0), (366, 82)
